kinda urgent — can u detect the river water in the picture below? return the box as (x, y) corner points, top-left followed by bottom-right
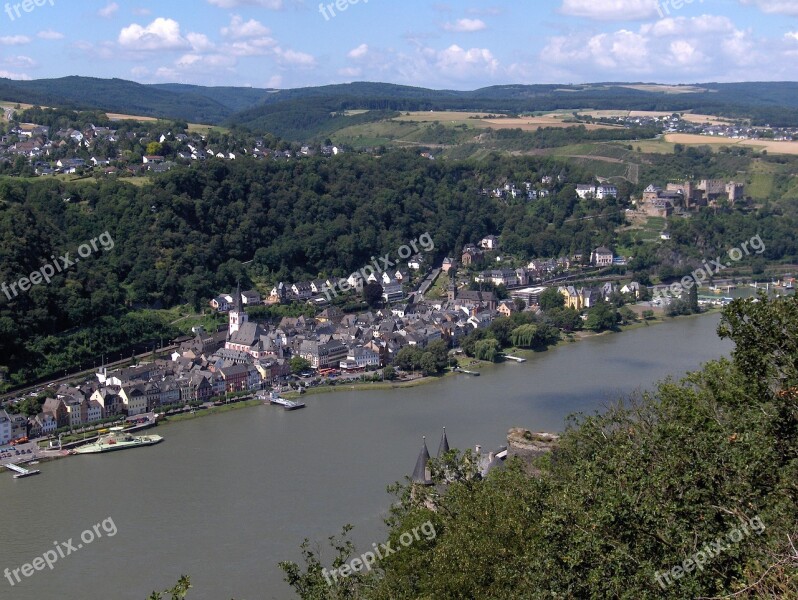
(0, 313), (733, 600)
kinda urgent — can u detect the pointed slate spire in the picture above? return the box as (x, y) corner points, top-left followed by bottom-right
(411, 436), (432, 485)
(233, 280), (243, 313)
(437, 426), (450, 458)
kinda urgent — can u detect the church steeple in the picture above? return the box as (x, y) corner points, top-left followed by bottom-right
(233, 281), (243, 313)
(228, 282), (248, 338)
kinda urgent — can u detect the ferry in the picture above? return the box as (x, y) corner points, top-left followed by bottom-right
(72, 427), (163, 455)
(262, 391), (306, 411)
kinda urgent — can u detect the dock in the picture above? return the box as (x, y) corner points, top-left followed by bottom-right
(5, 463), (41, 479)
(261, 391), (306, 410)
(503, 355), (527, 363)
(454, 368), (480, 376)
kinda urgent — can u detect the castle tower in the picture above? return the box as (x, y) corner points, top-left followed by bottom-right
(437, 427), (450, 458)
(228, 282), (248, 338)
(411, 436), (433, 486)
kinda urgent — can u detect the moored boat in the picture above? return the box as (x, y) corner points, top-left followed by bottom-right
(73, 427), (163, 454)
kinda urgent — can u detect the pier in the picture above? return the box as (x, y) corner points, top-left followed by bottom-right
(503, 355), (527, 363)
(5, 463), (41, 479)
(454, 367), (481, 376)
(259, 391), (306, 410)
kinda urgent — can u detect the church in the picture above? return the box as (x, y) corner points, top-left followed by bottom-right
(224, 284), (286, 360)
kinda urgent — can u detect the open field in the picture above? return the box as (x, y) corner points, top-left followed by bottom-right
(665, 133), (798, 155)
(680, 113), (735, 125)
(107, 112), (158, 122)
(395, 111), (619, 131)
(619, 84), (708, 94)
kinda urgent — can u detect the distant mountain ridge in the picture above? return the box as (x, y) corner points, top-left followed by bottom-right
(2, 77), (798, 131)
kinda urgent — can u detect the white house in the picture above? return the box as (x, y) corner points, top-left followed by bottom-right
(592, 247), (614, 267)
(0, 410), (12, 445)
(480, 235), (499, 250)
(596, 185), (618, 199)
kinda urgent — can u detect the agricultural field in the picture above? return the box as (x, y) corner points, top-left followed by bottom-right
(665, 133), (798, 155)
(395, 111), (620, 131)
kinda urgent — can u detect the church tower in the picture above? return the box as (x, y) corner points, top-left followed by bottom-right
(228, 282), (248, 338)
(447, 271), (457, 303)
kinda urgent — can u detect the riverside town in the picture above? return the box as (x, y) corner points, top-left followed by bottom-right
(2, 2), (798, 599)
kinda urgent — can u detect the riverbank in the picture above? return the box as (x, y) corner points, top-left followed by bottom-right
(158, 399), (262, 426)
(285, 310), (722, 398)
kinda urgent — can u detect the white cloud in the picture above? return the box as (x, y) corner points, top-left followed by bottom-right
(5, 55), (35, 67)
(98, 2), (120, 18)
(739, 0), (798, 15)
(226, 37), (278, 56)
(347, 43), (369, 59)
(338, 67), (362, 77)
(434, 45), (499, 78)
(273, 47), (316, 67)
(443, 18), (488, 32)
(221, 15), (270, 39)
(132, 8), (152, 16)
(0, 70), (31, 80)
(187, 32), (214, 52)
(207, 0), (283, 7)
(560, 0), (660, 21)
(118, 18), (190, 51)
(37, 30), (65, 40)
(540, 15), (761, 81)
(0, 36), (31, 45)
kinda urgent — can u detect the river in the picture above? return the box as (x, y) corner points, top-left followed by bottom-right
(0, 313), (733, 600)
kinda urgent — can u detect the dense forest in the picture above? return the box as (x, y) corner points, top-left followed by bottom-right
(1, 149), (796, 388)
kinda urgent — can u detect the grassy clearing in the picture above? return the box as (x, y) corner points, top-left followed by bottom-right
(748, 173), (775, 199)
(160, 399), (261, 425)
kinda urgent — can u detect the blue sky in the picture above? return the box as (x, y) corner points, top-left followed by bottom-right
(0, 0), (796, 89)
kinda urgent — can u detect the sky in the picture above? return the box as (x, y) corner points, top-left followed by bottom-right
(0, 0), (796, 89)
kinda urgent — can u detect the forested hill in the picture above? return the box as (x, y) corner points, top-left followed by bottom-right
(0, 152), (606, 385)
(0, 77), (235, 124)
(3, 77), (798, 129)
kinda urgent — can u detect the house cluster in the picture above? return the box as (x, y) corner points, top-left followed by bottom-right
(211, 267), (418, 311)
(454, 236), (614, 283)
(593, 112), (797, 141)
(481, 176), (561, 202)
(639, 179), (746, 216)
(575, 183), (619, 200)
(2, 118), (348, 178)
(558, 281), (640, 310)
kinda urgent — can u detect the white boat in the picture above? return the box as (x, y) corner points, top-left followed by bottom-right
(73, 427), (163, 454)
(266, 391), (305, 411)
